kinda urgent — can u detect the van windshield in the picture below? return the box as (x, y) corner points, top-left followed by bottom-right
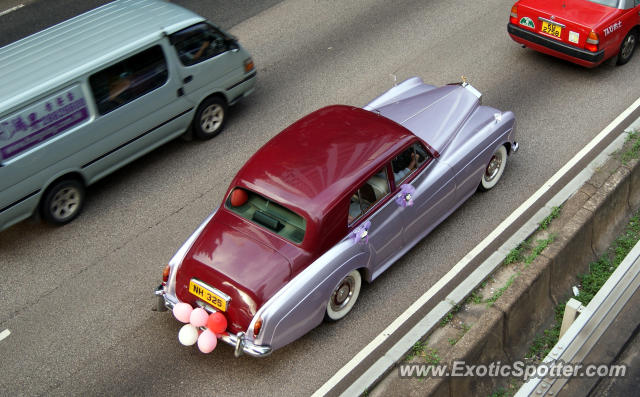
(225, 188), (306, 244)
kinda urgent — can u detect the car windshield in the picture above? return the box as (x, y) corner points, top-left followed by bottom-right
(225, 188), (306, 244)
(586, 0), (621, 8)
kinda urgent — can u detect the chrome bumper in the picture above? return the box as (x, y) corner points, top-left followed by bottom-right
(154, 285), (272, 358)
(219, 331), (272, 358)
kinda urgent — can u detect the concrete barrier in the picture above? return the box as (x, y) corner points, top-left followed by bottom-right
(371, 133), (640, 396)
(445, 149), (640, 392)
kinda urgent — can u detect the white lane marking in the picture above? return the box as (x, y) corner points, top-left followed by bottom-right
(0, 3), (24, 17)
(0, 329), (11, 342)
(313, 96), (640, 397)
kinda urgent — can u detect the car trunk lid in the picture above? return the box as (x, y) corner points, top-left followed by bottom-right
(515, 0), (620, 49)
(175, 211), (292, 334)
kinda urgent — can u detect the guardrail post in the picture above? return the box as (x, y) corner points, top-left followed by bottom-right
(559, 298), (584, 339)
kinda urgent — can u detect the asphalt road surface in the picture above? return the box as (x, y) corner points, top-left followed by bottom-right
(1, 0), (639, 396)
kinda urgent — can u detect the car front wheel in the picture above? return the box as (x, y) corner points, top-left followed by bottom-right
(617, 30), (637, 66)
(325, 269), (362, 321)
(193, 96), (227, 140)
(41, 179), (85, 225)
(479, 145), (507, 191)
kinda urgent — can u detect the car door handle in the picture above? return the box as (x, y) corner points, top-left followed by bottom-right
(183, 75), (193, 84)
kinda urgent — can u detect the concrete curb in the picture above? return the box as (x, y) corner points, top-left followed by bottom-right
(371, 132), (640, 396)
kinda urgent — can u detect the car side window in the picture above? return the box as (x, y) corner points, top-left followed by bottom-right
(391, 142), (431, 184)
(348, 167), (390, 224)
(89, 45), (168, 115)
(170, 23), (229, 66)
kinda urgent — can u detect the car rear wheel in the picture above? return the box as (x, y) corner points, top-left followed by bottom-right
(193, 96), (227, 140)
(479, 145), (507, 191)
(325, 270), (361, 321)
(41, 179), (85, 225)
(617, 30), (637, 66)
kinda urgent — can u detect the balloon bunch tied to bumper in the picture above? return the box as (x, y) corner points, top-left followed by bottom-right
(173, 302), (228, 353)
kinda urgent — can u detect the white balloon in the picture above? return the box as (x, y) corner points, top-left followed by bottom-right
(178, 324), (199, 346)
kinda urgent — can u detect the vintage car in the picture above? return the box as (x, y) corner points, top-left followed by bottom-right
(154, 77), (518, 357)
(507, 0), (639, 67)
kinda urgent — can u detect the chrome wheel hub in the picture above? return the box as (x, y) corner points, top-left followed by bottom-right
(622, 35), (636, 60)
(485, 152), (503, 182)
(201, 104), (224, 133)
(331, 276), (354, 311)
(50, 187), (80, 221)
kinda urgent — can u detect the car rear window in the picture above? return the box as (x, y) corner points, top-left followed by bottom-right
(586, 0), (622, 8)
(225, 188), (306, 244)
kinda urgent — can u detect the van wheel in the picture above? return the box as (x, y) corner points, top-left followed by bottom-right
(41, 179), (85, 225)
(193, 97), (227, 140)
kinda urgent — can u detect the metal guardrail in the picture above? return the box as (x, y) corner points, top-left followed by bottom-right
(516, 239), (640, 396)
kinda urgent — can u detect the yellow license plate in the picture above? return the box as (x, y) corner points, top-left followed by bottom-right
(541, 21), (562, 38)
(189, 279), (229, 312)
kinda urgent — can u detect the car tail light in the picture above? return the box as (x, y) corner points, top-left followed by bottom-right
(586, 31), (599, 52)
(253, 317), (263, 337)
(510, 5), (518, 24)
(162, 265), (170, 283)
(244, 58), (255, 73)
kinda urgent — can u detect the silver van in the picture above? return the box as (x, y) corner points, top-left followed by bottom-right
(0, 0), (256, 231)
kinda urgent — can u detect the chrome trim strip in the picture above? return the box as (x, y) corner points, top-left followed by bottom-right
(226, 70), (257, 91)
(0, 189), (40, 213)
(81, 107), (193, 169)
(537, 17), (566, 28)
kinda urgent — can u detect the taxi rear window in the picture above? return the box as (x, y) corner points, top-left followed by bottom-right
(226, 188), (306, 244)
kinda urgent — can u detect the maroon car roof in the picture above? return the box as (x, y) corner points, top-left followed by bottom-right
(231, 105), (415, 224)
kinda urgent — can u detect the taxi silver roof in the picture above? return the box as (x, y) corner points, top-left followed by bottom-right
(0, 0), (203, 115)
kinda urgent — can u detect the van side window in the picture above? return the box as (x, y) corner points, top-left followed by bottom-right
(170, 23), (230, 66)
(89, 46), (168, 115)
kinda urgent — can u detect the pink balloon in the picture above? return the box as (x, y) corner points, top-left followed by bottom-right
(190, 307), (209, 328)
(197, 329), (217, 353)
(173, 302), (193, 323)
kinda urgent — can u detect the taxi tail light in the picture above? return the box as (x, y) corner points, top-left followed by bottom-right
(253, 317), (263, 338)
(510, 5), (518, 22)
(586, 31), (599, 52)
(162, 265), (170, 284)
(244, 58), (255, 73)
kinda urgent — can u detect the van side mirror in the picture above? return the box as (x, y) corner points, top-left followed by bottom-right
(226, 39), (239, 52)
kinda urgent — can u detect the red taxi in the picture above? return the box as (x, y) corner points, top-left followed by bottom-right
(508, 0), (639, 67)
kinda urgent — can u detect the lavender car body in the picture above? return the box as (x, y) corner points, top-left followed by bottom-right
(155, 77), (517, 357)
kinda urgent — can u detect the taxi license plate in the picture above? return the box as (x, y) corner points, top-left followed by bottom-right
(541, 21), (562, 38)
(189, 279), (229, 312)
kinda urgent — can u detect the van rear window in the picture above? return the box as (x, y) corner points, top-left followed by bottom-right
(89, 46), (168, 115)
